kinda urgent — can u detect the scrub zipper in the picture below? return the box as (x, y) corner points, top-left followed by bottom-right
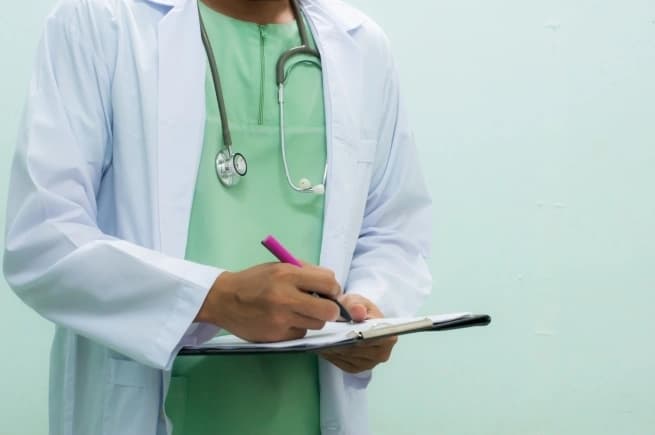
(258, 25), (266, 125)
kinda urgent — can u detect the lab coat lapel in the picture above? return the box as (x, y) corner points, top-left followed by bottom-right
(303, 7), (368, 434)
(306, 7), (363, 284)
(154, 0), (363, 264)
(156, 1), (206, 257)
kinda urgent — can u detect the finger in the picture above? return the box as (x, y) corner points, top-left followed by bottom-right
(339, 294), (383, 319)
(290, 289), (340, 321)
(323, 346), (380, 363)
(325, 338), (397, 362)
(321, 353), (369, 374)
(293, 266), (341, 298)
(290, 312), (327, 331)
(322, 342), (379, 359)
(325, 356), (356, 373)
(346, 348), (391, 365)
(364, 303), (383, 319)
(337, 295), (366, 322)
(269, 263), (339, 297)
(283, 327), (308, 341)
(321, 355), (366, 373)
(341, 302), (367, 322)
(354, 335), (398, 348)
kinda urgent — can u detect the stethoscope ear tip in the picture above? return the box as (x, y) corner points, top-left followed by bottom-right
(311, 184), (325, 195)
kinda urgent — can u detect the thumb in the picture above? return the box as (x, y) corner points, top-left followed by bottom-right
(339, 295), (368, 322)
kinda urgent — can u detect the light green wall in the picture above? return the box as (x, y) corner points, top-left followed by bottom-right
(1, 1), (654, 434)
(0, 2), (57, 434)
(351, 1), (655, 434)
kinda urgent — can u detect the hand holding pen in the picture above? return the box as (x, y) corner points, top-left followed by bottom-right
(195, 242), (347, 342)
(261, 235), (353, 322)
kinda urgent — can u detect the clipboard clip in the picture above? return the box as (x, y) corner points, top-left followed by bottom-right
(347, 318), (434, 341)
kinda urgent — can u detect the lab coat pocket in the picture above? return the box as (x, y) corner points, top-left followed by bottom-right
(346, 139), (376, 234)
(102, 357), (160, 435)
(354, 138), (376, 198)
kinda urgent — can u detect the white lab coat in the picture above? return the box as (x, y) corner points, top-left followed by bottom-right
(3, 0), (432, 434)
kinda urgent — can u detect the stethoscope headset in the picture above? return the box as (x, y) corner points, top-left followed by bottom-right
(199, 0), (327, 194)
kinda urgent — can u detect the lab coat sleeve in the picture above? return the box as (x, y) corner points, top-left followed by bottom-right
(3, 4), (220, 370)
(345, 47), (432, 319)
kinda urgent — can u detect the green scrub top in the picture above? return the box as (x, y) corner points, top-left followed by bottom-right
(165, 3), (326, 435)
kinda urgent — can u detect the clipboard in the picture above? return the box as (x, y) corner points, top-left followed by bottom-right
(179, 313), (491, 356)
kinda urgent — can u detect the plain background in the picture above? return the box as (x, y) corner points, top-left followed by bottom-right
(1, 1), (654, 434)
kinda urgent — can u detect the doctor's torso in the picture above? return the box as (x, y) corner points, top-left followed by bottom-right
(4, 1), (432, 434)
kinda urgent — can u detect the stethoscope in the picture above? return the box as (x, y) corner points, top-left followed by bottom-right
(199, 0), (327, 195)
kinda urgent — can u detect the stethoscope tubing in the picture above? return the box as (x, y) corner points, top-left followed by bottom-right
(199, 15), (233, 152)
(199, 0), (327, 192)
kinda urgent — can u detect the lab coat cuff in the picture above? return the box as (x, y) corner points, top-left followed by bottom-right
(153, 265), (223, 370)
(345, 369), (373, 389)
(178, 321), (221, 348)
(187, 322), (221, 344)
(163, 322), (220, 371)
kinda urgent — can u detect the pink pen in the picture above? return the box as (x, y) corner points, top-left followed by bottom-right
(261, 235), (352, 322)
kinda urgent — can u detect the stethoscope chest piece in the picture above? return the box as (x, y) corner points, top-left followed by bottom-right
(215, 148), (248, 187)
(200, 0), (325, 194)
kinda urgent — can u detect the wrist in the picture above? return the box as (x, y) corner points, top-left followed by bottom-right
(196, 271), (234, 325)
